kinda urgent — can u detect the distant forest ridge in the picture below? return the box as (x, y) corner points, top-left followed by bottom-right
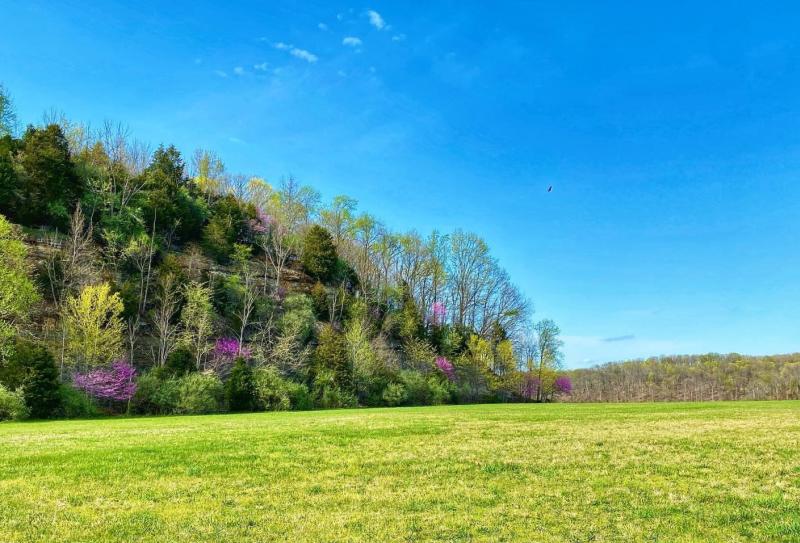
(568, 353), (800, 402)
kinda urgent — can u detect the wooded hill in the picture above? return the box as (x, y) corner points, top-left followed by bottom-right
(0, 85), (570, 420)
(568, 353), (800, 402)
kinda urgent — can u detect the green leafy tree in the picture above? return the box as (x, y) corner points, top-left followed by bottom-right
(0, 85), (17, 136)
(0, 215), (40, 361)
(63, 283), (124, 370)
(530, 319), (564, 402)
(320, 194), (357, 246)
(301, 225), (338, 282)
(390, 283), (425, 343)
(179, 282), (215, 371)
(346, 317), (394, 406)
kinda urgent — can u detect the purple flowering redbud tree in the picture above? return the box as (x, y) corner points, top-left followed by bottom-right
(73, 361), (137, 403)
(248, 208), (273, 235)
(436, 356), (456, 382)
(554, 376), (573, 395)
(431, 301), (446, 325)
(208, 337), (251, 376)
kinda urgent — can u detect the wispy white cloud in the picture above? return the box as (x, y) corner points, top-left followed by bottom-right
(214, 70), (228, 78)
(233, 66), (246, 76)
(290, 48), (318, 63)
(391, 33), (406, 42)
(337, 69), (347, 77)
(272, 42), (319, 63)
(367, 9), (386, 30)
(336, 13), (344, 21)
(318, 22), (328, 31)
(342, 36), (362, 47)
(253, 62), (269, 71)
(228, 136), (244, 144)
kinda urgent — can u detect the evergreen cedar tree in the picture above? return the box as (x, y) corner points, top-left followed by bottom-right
(301, 225), (338, 283)
(0, 339), (61, 419)
(0, 125), (82, 229)
(313, 324), (353, 393)
(225, 357), (255, 412)
(142, 144), (205, 242)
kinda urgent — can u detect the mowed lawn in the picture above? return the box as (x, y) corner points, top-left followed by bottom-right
(1, 403), (800, 542)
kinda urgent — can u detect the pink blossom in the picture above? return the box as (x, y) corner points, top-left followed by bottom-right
(431, 301), (446, 325)
(73, 361), (137, 402)
(248, 208), (273, 234)
(435, 356), (456, 381)
(213, 337), (251, 360)
(555, 376), (572, 394)
(522, 375), (540, 400)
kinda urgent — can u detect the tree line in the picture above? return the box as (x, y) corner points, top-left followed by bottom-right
(568, 353), (800, 402)
(0, 84), (570, 420)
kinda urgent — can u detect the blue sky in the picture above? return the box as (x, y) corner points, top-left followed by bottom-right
(2, 1), (799, 367)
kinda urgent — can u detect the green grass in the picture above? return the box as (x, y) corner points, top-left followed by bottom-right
(1, 402), (800, 542)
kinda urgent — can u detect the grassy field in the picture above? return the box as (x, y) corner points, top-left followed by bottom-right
(1, 402), (799, 542)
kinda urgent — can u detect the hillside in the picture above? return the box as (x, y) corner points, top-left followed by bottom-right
(0, 92), (570, 421)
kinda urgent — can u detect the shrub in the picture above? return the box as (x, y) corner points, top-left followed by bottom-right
(0, 384), (27, 421)
(381, 382), (408, 407)
(158, 347), (196, 378)
(252, 366), (291, 411)
(176, 372), (223, 414)
(310, 281), (329, 320)
(313, 368), (357, 409)
(427, 377), (451, 405)
(225, 357), (255, 412)
(57, 385), (98, 419)
(400, 371), (450, 406)
(286, 381), (313, 410)
(132, 372), (180, 415)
